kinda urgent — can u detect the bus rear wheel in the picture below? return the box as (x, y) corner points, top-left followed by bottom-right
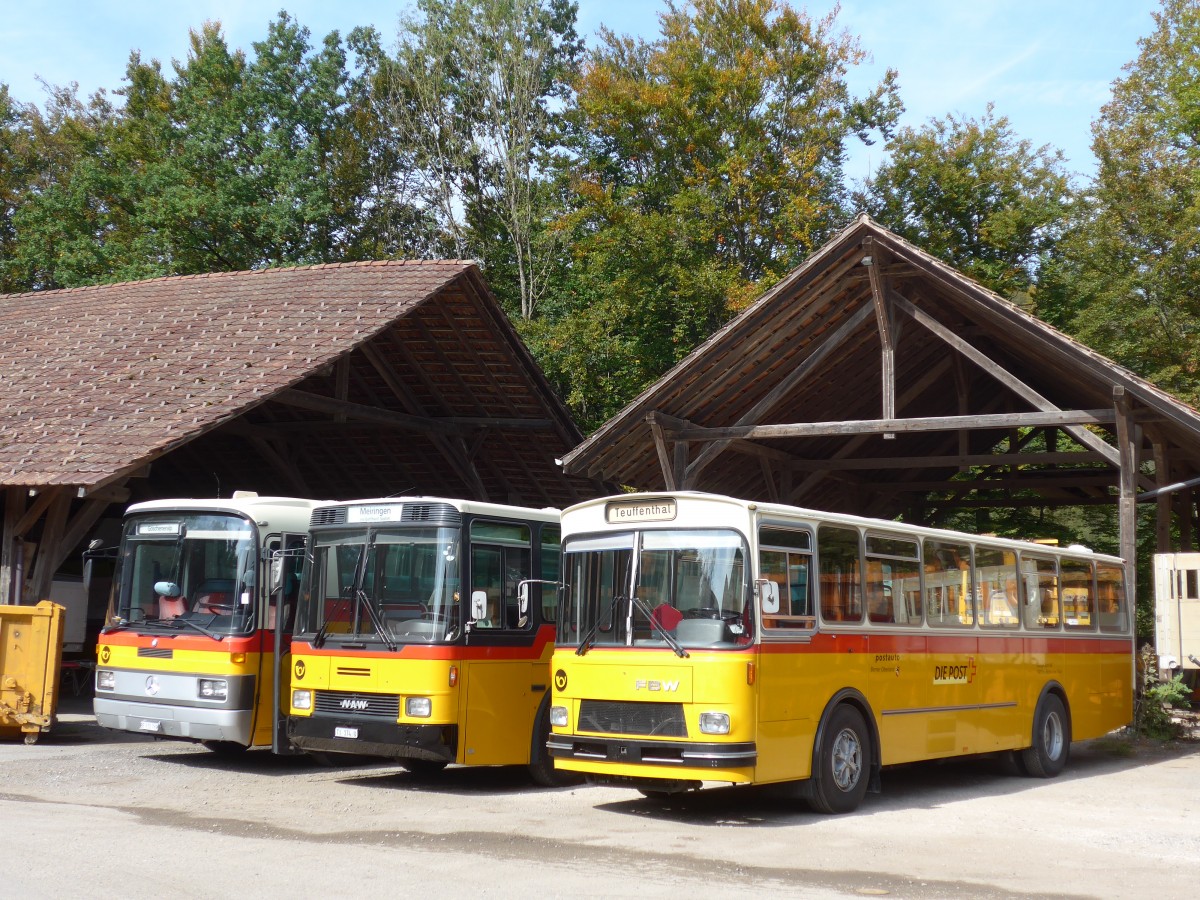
(809, 705), (871, 815)
(1021, 693), (1070, 778)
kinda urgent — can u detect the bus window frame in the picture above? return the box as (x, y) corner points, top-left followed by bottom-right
(817, 524), (865, 626)
(863, 531), (921, 627)
(757, 524), (816, 632)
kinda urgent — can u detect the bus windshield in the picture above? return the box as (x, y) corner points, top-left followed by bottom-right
(559, 528), (748, 650)
(298, 526), (461, 645)
(114, 513), (258, 637)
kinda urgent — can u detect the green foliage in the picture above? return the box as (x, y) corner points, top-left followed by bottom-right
(858, 105), (1073, 302)
(532, 0), (901, 429)
(1040, 0), (1200, 405)
(1136, 646), (1192, 740)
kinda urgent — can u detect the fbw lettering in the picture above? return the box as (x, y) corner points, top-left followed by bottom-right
(634, 680), (679, 692)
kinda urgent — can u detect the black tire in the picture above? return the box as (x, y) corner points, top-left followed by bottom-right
(809, 705), (871, 814)
(202, 740), (249, 756)
(1021, 693), (1070, 778)
(528, 701), (583, 787)
(400, 757), (448, 777)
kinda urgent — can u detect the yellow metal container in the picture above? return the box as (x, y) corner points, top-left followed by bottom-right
(0, 601), (65, 743)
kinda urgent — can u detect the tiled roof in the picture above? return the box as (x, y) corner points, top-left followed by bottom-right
(0, 262), (476, 487)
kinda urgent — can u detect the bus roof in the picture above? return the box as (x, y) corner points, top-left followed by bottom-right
(563, 491), (1123, 564)
(126, 495), (323, 521)
(313, 496), (560, 523)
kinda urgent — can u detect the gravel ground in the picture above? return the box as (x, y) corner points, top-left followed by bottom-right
(2, 694), (1197, 899)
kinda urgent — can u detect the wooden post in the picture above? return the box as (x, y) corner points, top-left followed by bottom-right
(0, 487), (26, 604)
(1113, 387), (1137, 608)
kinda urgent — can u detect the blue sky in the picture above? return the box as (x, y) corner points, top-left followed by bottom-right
(0, 1), (1161, 181)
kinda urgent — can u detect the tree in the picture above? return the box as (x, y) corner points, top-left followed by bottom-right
(534, 0), (900, 430)
(384, 0), (583, 319)
(1043, 0), (1200, 405)
(5, 14), (414, 288)
(858, 105), (1073, 303)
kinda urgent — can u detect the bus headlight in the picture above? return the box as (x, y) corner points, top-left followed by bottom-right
(96, 670), (115, 691)
(198, 678), (228, 701)
(292, 689), (312, 710)
(405, 697), (432, 718)
(699, 712), (730, 735)
(550, 705), (568, 727)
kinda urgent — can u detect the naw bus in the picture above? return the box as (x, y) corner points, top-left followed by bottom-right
(93, 494), (317, 752)
(285, 497), (569, 783)
(547, 492), (1133, 813)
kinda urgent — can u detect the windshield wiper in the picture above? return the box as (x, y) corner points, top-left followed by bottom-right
(357, 589), (396, 652)
(313, 596), (350, 649)
(631, 596), (689, 658)
(158, 616), (223, 642)
(576, 595), (623, 656)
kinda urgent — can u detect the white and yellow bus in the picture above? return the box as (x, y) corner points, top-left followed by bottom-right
(286, 497), (569, 783)
(548, 492), (1133, 813)
(94, 494), (317, 752)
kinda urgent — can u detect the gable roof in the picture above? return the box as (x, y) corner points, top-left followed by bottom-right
(563, 215), (1200, 518)
(0, 261), (596, 506)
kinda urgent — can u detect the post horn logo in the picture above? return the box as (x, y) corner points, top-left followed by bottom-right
(294, 659), (306, 681)
(554, 669), (567, 691)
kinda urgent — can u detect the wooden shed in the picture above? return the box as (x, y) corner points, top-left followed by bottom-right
(563, 215), (1200, 601)
(1, 261), (600, 611)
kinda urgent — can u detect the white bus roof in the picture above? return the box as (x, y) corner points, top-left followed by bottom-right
(126, 495), (323, 524)
(312, 496), (560, 523)
(562, 491), (1123, 564)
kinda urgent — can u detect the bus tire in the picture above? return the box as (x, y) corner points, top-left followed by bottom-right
(809, 705), (871, 814)
(400, 758), (448, 777)
(528, 700), (582, 787)
(1021, 693), (1070, 778)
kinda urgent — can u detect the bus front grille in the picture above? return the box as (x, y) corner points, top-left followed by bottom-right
(577, 700), (687, 738)
(313, 690), (400, 719)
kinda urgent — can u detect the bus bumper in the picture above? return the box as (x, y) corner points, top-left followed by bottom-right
(547, 734), (756, 782)
(287, 714), (457, 763)
(94, 697), (254, 745)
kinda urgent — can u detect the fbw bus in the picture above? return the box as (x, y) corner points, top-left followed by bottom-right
(547, 492), (1133, 812)
(286, 497), (568, 783)
(94, 494), (317, 752)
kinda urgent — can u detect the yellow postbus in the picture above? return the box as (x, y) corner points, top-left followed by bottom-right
(286, 497), (569, 783)
(94, 494), (317, 752)
(547, 492), (1133, 813)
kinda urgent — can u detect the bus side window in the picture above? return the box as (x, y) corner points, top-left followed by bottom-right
(758, 527), (814, 629)
(1021, 555), (1059, 629)
(540, 525), (561, 623)
(1096, 563), (1127, 633)
(818, 525), (862, 623)
(1061, 559), (1096, 630)
(469, 520), (533, 630)
(923, 540), (972, 628)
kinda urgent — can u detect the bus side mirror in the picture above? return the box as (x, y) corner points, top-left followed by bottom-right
(270, 556), (284, 594)
(517, 581), (530, 616)
(757, 580), (780, 614)
(470, 590), (488, 622)
(154, 581), (183, 598)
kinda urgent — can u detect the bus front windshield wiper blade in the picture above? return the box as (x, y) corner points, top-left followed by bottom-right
(576, 595), (623, 656)
(164, 617), (223, 642)
(357, 589), (396, 652)
(631, 596), (689, 658)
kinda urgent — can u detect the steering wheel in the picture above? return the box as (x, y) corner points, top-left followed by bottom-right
(202, 604), (237, 615)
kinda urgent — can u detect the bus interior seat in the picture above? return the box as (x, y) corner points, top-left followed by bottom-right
(158, 596), (186, 619)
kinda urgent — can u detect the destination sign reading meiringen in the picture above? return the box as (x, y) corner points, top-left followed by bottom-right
(605, 498), (677, 524)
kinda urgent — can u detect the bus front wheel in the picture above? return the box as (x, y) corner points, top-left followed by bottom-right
(809, 705), (871, 814)
(1021, 693), (1070, 778)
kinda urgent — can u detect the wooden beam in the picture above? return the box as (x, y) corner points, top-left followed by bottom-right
(273, 389), (473, 437)
(668, 409), (1115, 442)
(684, 303), (877, 485)
(863, 239), (896, 434)
(27, 488), (71, 603)
(783, 451), (1111, 471)
(1114, 386), (1138, 605)
(890, 291), (1121, 466)
(1, 487), (25, 604)
(648, 416), (677, 491)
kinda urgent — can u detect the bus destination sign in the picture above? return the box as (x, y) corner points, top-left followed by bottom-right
(347, 504), (403, 524)
(605, 498), (677, 524)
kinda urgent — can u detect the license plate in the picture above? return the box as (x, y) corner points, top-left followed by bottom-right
(139, 720), (162, 733)
(334, 726), (359, 739)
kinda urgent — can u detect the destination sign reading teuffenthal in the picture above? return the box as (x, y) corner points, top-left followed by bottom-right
(605, 498), (677, 524)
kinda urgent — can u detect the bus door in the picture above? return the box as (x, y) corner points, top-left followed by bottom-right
(269, 534), (307, 754)
(461, 520), (537, 765)
(863, 534), (927, 765)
